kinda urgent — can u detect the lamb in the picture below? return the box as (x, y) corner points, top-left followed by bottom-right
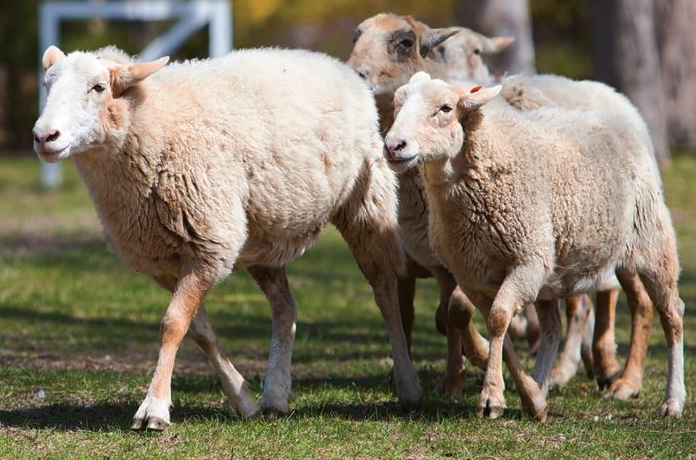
(33, 45), (422, 430)
(384, 71), (685, 420)
(348, 13), (653, 399)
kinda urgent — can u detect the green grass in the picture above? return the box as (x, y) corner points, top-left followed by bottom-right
(1, 154), (696, 459)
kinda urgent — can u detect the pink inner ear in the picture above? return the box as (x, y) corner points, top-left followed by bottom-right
(470, 85), (483, 93)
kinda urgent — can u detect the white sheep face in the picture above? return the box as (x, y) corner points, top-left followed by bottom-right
(34, 50), (116, 162)
(384, 72), (501, 173)
(33, 46), (168, 163)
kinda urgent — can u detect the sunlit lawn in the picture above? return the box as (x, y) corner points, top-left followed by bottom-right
(1, 154), (695, 459)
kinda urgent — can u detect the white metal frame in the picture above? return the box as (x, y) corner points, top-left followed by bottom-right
(38, 0), (233, 187)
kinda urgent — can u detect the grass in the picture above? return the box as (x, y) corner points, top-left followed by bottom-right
(1, 153), (695, 459)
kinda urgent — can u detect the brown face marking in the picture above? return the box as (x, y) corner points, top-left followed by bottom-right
(387, 29), (417, 63)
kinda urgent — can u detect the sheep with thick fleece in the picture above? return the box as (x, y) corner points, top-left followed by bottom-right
(384, 72), (685, 420)
(348, 13), (513, 396)
(500, 74), (658, 394)
(349, 14), (655, 398)
(33, 45), (422, 430)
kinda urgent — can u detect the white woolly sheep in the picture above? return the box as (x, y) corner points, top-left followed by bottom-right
(33, 45), (422, 430)
(500, 74), (659, 395)
(384, 72), (685, 420)
(348, 14), (655, 399)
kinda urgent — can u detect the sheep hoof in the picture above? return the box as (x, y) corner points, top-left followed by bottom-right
(130, 417), (145, 431)
(261, 406), (288, 420)
(605, 378), (641, 401)
(549, 365), (576, 388)
(476, 394), (505, 419)
(146, 416), (170, 431)
(595, 370), (621, 390)
(658, 399), (684, 418)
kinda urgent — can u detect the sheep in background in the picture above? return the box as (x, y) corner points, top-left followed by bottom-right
(384, 72), (685, 420)
(33, 45), (422, 430)
(348, 12), (512, 396)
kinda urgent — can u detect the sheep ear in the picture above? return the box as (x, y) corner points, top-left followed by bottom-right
(408, 71), (432, 85)
(486, 36), (515, 54)
(419, 27), (460, 58)
(111, 56), (169, 96)
(457, 84), (502, 110)
(42, 46), (65, 70)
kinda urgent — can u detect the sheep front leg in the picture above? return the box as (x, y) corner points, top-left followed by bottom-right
(248, 265), (297, 418)
(476, 264), (546, 420)
(131, 262), (213, 430)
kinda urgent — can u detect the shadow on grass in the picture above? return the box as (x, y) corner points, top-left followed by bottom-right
(0, 369), (520, 431)
(0, 402), (227, 432)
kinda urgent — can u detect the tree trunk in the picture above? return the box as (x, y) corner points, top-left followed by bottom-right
(591, 0), (670, 165)
(655, 0), (696, 150)
(456, 0), (536, 77)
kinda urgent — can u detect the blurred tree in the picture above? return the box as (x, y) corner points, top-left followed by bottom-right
(456, 0), (536, 76)
(591, 0), (669, 165)
(655, 0), (696, 150)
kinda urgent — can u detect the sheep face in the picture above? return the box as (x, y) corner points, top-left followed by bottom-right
(384, 72), (501, 173)
(347, 13), (512, 96)
(347, 14), (457, 95)
(33, 46), (167, 163)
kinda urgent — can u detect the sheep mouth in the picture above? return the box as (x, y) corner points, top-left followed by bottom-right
(386, 155), (419, 172)
(388, 155), (417, 164)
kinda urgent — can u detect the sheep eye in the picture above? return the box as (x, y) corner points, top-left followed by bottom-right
(91, 83), (106, 93)
(398, 39), (413, 48)
(439, 105), (453, 113)
(473, 48), (481, 55)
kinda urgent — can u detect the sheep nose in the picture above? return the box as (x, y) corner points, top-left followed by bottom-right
(33, 128), (60, 147)
(385, 139), (407, 158)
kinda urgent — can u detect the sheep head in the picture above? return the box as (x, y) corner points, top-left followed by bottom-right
(33, 45), (168, 162)
(384, 72), (501, 173)
(347, 13), (513, 96)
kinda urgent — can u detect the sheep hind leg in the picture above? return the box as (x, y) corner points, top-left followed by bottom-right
(188, 306), (259, 418)
(607, 273), (653, 400)
(247, 265), (297, 418)
(532, 299), (562, 396)
(550, 295), (592, 387)
(131, 262), (214, 431)
(592, 289), (622, 389)
(331, 166), (421, 410)
(633, 249), (685, 418)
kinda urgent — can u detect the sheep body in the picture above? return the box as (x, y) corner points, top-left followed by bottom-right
(385, 74), (685, 419)
(34, 46), (421, 429)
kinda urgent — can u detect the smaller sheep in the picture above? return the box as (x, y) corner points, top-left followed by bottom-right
(384, 72), (685, 420)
